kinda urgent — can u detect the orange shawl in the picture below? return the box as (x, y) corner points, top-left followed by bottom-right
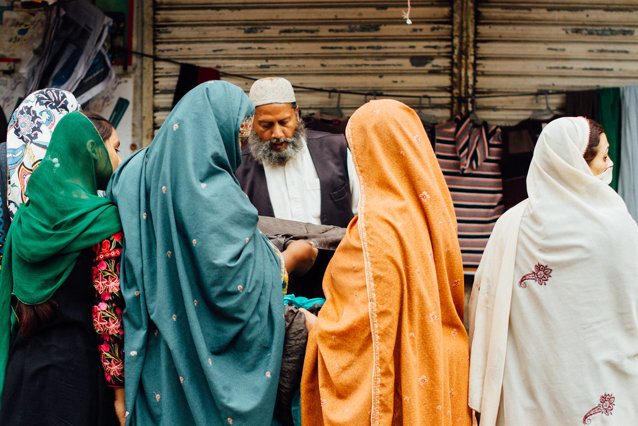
(301, 100), (471, 425)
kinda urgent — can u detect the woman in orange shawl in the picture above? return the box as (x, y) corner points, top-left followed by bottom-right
(301, 100), (471, 425)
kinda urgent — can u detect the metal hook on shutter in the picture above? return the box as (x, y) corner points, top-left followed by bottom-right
(320, 89), (344, 119)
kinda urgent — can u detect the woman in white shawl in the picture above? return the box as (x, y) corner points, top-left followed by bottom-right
(468, 117), (638, 425)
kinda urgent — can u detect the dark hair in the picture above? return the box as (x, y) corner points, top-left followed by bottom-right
(15, 299), (58, 336)
(584, 119), (604, 164)
(82, 111), (114, 142)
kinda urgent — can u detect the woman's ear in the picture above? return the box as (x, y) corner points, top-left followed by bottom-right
(86, 140), (99, 160)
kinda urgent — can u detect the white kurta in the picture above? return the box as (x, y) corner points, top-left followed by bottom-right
(263, 140), (359, 225)
(469, 117), (638, 426)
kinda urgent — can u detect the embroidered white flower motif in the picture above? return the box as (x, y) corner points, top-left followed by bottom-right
(134, 291), (140, 296)
(173, 123), (179, 131)
(193, 300), (198, 306)
(162, 186), (167, 194)
(265, 371), (271, 378)
(130, 351), (138, 357)
(192, 239), (197, 246)
(419, 191), (430, 202)
(51, 158), (60, 168)
(142, 212), (147, 219)
(172, 314), (177, 321)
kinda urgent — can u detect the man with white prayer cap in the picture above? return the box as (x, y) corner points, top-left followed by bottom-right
(236, 77), (359, 227)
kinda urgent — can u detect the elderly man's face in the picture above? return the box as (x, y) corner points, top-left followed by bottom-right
(248, 103), (305, 166)
(253, 103), (299, 151)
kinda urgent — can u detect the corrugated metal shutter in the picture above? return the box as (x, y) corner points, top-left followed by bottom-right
(475, 1), (638, 125)
(153, 1), (454, 131)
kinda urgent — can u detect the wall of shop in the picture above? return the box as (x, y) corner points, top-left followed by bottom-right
(474, 0), (638, 125)
(150, 0), (454, 132)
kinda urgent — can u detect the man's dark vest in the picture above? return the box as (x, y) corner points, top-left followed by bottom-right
(236, 129), (354, 227)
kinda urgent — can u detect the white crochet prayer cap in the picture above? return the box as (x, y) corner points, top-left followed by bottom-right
(249, 77), (296, 107)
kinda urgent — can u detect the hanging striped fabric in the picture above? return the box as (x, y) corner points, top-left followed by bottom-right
(435, 114), (504, 272)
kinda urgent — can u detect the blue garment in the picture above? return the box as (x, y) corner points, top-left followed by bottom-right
(108, 81), (285, 425)
(283, 294), (325, 310)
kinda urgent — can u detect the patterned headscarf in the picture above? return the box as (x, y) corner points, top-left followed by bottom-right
(6, 89), (80, 218)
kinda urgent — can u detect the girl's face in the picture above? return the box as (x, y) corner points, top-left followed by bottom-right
(103, 130), (122, 170)
(588, 133), (611, 176)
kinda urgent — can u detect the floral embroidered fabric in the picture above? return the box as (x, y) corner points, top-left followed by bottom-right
(518, 263), (552, 288)
(583, 393), (615, 424)
(91, 232), (125, 387)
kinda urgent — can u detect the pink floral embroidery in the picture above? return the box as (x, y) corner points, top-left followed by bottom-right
(518, 263), (552, 288)
(91, 233), (125, 386)
(583, 393), (615, 424)
(239, 115), (253, 138)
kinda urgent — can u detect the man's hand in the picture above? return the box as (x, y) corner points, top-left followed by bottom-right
(283, 240), (318, 275)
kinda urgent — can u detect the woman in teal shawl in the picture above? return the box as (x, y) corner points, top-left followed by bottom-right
(0, 110), (123, 424)
(108, 81), (316, 425)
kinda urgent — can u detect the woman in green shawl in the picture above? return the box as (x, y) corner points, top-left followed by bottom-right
(0, 110), (125, 425)
(108, 81), (317, 425)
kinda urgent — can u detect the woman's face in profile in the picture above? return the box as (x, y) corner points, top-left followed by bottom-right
(103, 130), (122, 171)
(588, 133), (611, 176)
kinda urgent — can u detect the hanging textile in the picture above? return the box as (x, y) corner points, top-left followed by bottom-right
(597, 88), (622, 190)
(435, 114), (504, 272)
(618, 85), (638, 221)
(171, 63), (221, 108)
(564, 90), (598, 120)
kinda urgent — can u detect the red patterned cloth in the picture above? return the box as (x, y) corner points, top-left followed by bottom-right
(91, 232), (124, 387)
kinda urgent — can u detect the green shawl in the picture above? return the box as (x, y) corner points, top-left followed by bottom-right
(108, 81), (285, 425)
(597, 88), (622, 190)
(0, 111), (122, 396)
